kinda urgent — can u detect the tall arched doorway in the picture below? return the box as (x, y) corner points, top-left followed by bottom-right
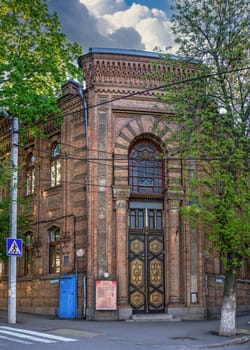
(128, 138), (165, 313)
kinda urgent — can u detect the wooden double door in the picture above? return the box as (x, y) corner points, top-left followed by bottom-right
(128, 201), (165, 313)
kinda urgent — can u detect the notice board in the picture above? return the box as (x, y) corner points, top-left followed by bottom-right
(96, 280), (117, 310)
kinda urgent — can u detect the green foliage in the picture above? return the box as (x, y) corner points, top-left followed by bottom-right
(0, 196), (10, 261)
(0, 196), (33, 262)
(0, 161), (33, 262)
(0, 1), (82, 260)
(0, 0), (82, 125)
(165, 0), (250, 272)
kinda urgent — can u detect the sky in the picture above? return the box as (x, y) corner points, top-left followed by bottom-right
(47, 0), (176, 54)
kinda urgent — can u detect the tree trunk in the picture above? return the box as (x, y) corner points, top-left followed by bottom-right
(219, 270), (237, 336)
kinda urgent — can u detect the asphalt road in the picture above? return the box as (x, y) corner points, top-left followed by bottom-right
(0, 311), (249, 350)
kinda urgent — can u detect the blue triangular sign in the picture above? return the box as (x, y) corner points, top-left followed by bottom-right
(7, 238), (22, 256)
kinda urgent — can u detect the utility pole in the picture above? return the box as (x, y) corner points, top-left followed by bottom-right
(0, 109), (18, 324)
(8, 115), (19, 324)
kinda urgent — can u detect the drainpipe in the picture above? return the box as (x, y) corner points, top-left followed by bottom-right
(82, 274), (87, 319)
(76, 83), (88, 319)
(77, 83), (88, 148)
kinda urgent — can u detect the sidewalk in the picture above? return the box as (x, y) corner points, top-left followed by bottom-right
(0, 310), (250, 349)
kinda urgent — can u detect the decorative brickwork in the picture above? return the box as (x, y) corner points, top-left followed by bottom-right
(0, 49), (249, 320)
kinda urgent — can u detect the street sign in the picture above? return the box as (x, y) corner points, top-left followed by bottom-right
(6, 238), (22, 257)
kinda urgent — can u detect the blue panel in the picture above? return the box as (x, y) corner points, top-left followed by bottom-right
(59, 274), (77, 318)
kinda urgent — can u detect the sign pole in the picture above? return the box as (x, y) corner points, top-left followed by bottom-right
(8, 116), (18, 324)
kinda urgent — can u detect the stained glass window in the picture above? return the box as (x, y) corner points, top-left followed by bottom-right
(129, 141), (164, 194)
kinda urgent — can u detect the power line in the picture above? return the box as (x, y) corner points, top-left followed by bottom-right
(14, 65), (250, 134)
(84, 67), (250, 112)
(1, 139), (249, 163)
(1, 67), (249, 168)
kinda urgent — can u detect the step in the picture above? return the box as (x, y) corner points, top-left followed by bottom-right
(127, 313), (181, 322)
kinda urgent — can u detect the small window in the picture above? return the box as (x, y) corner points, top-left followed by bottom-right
(26, 153), (35, 195)
(156, 210), (163, 229)
(50, 143), (61, 187)
(130, 209), (136, 229)
(24, 232), (34, 275)
(138, 209), (144, 228)
(49, 226), (61, 274)
(129, 207), (163, 230)
(148, 210), (154, 229)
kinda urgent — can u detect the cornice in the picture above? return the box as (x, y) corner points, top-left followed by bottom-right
(86, 85), (166, 97)
(59, 94), (82, 112)
(81, 53), (197, 91)
(83, 59), (163, 89)
(111, 107), (174, 119)
(42, 118), (60, 135)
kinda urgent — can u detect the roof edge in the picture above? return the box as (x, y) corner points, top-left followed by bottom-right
(78, 47), (198, 67)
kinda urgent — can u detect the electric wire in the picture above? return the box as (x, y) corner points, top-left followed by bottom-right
(1, 66), (249, 194)
(6, 65), (248, 134)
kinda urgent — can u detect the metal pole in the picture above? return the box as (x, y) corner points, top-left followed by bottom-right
(8, 116), (18, 324)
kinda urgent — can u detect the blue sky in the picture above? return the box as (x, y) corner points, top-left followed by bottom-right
(126, 0), (172, 13)
(48, 0), (176, 53)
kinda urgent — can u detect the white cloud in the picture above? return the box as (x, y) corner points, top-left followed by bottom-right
(102, 4), (152, 30)
(48, 0), (177, 53)
(80, 0), (126, 16)
(136, 17), (174, 51)
(48, 0), (144, 52)
(80, 0), (176, 52)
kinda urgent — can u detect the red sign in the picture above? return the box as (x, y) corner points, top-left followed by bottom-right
(96, 280), (117, 310)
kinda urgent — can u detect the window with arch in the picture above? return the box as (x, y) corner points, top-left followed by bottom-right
(26, 152), (35, 195)
(129, 140), (164, 194)
(24, 232), (34, 275)
(50, 142), (61, 187)
(49, 226), (61, 274)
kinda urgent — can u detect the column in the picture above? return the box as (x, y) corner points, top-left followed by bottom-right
(113, 185), (132, 320)
(166, 190), (183, 305)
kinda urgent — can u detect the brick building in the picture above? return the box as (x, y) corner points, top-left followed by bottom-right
(0, 48), (249, 320)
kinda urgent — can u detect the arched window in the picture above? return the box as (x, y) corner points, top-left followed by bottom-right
(24, 232), (34, 275)
(49, 226), (61, 274)
(50, 143), (61, 187)
(129, 140), (164, 194)
(26, 153), (35, 195)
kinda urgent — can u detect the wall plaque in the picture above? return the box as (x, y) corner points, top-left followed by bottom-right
(96, 280), (117, 310)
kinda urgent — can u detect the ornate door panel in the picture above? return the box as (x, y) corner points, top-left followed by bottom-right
(128, 202), (165, 313)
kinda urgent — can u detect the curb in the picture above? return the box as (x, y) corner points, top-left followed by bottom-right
(201, 335), (250, 349)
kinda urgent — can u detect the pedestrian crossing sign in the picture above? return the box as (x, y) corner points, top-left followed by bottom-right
(6, 238), (22, 257)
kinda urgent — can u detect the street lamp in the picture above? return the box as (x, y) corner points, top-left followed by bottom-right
(0, 108), (18, 324)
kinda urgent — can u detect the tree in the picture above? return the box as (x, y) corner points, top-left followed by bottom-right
(0, 158), (32, 261)
(0, 0), (82, 125)
(162, 0), (249, 336)
(0, 0), (82, 258)
(0, 160), (11, 261)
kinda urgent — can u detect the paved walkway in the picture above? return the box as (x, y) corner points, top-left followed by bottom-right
(0, 310), (249, 349)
